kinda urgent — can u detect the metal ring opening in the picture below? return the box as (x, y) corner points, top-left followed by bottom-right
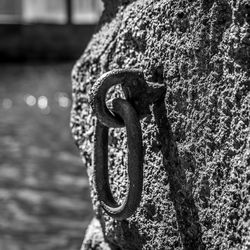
(94, 98), (143, 220)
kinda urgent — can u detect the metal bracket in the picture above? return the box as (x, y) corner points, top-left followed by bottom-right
(90, 69), (166, 128)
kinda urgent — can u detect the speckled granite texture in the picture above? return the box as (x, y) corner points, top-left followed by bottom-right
(70, 0), (250, 249)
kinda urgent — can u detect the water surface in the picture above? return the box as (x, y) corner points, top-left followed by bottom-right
(0, 63), (92, 250)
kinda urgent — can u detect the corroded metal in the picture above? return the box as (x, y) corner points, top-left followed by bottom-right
(90, 69), (165, 128)
(94, 99), (143, 220)
(91, 69), (165, 220)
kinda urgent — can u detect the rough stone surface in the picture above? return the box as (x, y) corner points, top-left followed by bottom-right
(71, 0), (250, 249)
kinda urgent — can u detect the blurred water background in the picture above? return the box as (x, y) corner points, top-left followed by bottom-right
(0, 64), (93, 250)
(0, 1), (102, 249)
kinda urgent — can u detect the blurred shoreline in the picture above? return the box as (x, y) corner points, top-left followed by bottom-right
(0, 24), (96, 62)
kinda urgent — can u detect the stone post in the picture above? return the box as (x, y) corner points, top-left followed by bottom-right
(71, 1), (250, 249)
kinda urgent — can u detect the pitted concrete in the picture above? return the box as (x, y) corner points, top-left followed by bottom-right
(71, 0), (250, 249)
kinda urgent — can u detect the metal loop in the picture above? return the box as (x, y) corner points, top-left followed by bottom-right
(91, 69), (165, 219)
(90, 69), (145, 128)
(94, 98), (143, 220)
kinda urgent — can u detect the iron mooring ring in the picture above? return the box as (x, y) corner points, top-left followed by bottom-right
(90, 69), (166, 220)
(94, 99), (143, 220)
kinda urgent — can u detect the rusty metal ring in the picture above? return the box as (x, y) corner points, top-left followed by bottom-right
(94, 98), (143, 220)
(90, 69), (145, 128)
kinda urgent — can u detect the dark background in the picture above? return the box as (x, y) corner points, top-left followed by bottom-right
(0, 1), (101, 249)
(0, 24), (96, 62)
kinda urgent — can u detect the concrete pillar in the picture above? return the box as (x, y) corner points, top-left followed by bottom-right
(71, 0), (250, 249)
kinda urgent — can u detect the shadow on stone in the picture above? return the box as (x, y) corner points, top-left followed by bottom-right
(153, 101), (206, 250)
